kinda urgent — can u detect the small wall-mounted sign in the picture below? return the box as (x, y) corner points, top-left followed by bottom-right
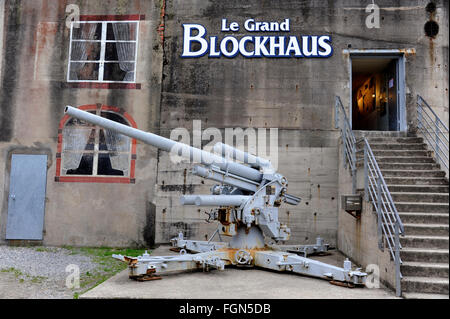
(341, 194), (362, 219)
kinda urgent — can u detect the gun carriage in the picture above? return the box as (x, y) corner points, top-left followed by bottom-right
(64, 106), (367, 286)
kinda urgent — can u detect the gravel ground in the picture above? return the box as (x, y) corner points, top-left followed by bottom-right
(0, 245), (123, 299)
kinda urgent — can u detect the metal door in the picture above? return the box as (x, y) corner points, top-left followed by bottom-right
(387, 59), (399, 131)
(6, 154), (48, 240)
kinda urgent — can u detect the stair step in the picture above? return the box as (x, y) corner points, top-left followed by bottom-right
(381, 170), (446, 177)
(398, 212), (449, 224)
(369, 143), (428, 150)
(391, 192), (449, 203)
(364, 137), (424, 144)
(363, 157), (436, 164)
(402, 292), (449, 299)
(403, 223), (449, 236)
(394, 202), (449, 213)
(353, 131), (408, 138)
(401, 262), (449, 277)
(387, 185), (449, 193)
(400, 235), (449, 249)
(401, 248), (449, 263)
(383, 177), (449, 185)
(357, 150), (432, 157)
(402, 276), (449, 294)
(378, 163), (440, 170)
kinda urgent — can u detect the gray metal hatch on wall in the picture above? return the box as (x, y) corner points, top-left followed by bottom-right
(6, 154), (48, 240)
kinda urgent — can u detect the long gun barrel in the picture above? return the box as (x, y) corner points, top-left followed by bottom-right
(64, 105), (300, 242)
(180, 195), (250, 206)
(64, 106), (263, 182)
(213, 142), (273, 172)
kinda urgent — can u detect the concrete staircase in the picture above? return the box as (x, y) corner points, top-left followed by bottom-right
(355, 131), (449, 299)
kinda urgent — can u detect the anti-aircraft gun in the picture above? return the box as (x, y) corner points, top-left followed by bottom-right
(64, 106), (367, 286)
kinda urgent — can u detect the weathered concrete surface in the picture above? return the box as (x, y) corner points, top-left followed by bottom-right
(80, 245), (398, 299)
(0, 0), (4, 82)
(154, 130), (341, 246)
(0, 0), (164, 247)
(154, 0), (449, 246)
(0, 0), (448, 248)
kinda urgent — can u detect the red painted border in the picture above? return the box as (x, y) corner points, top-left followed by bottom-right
(57, 176), (132, 183)
(79, 14), (145, 21)
(63, 83), (141, 90)
(55, 104), (137, 184)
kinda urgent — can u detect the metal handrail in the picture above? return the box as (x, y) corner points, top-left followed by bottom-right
(363, 138), (404, 297)
(335, 96), (357, 193)
(417, 95), (449, 177)
(335, 95), (404, 297)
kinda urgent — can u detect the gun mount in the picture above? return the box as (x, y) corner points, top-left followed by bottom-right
(64, 105), (367, 286)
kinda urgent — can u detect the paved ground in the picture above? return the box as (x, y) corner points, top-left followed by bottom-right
(0, 271), (71, 299)
(81, 246), (398, 299)
(0, 246), (98, 299)
(0, 245), (139, 299)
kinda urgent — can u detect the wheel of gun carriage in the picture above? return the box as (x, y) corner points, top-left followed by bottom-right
(234, 249), (253, 266)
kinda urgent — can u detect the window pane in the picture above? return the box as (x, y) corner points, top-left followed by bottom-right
(108, 154), (130, 176)
(63, 127), (93, 151)
(103, 62), (134, 82)
(97, 153), (125, 176)
(62, 151), (82, 174)
(70, 41), (101, 61)
(98, 129), (108, 151)
(105, 42), (136, 61)
(106, 22), (137, 41)
(72, 23), (102, 40)
(69, 62), (100, 81)
(65, 153), (93, 175)
(102, 131), (131, 153)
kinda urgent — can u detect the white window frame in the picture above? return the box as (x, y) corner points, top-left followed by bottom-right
(67, 20), (139, 83)
(61, 109), (133, 177)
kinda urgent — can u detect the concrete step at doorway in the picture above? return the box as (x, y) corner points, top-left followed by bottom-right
(363, 137), (424, 144)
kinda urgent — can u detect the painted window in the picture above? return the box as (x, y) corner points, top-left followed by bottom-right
(67, 20), (139, 83)
(56, 105), (137, 184)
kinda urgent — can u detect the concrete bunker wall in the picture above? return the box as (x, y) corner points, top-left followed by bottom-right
(0, 0), (164, 247)
(0, 0), (448, 247)
(154, 0), (449, 245)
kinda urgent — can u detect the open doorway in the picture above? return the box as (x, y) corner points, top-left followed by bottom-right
(351, 54), (405, 131)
